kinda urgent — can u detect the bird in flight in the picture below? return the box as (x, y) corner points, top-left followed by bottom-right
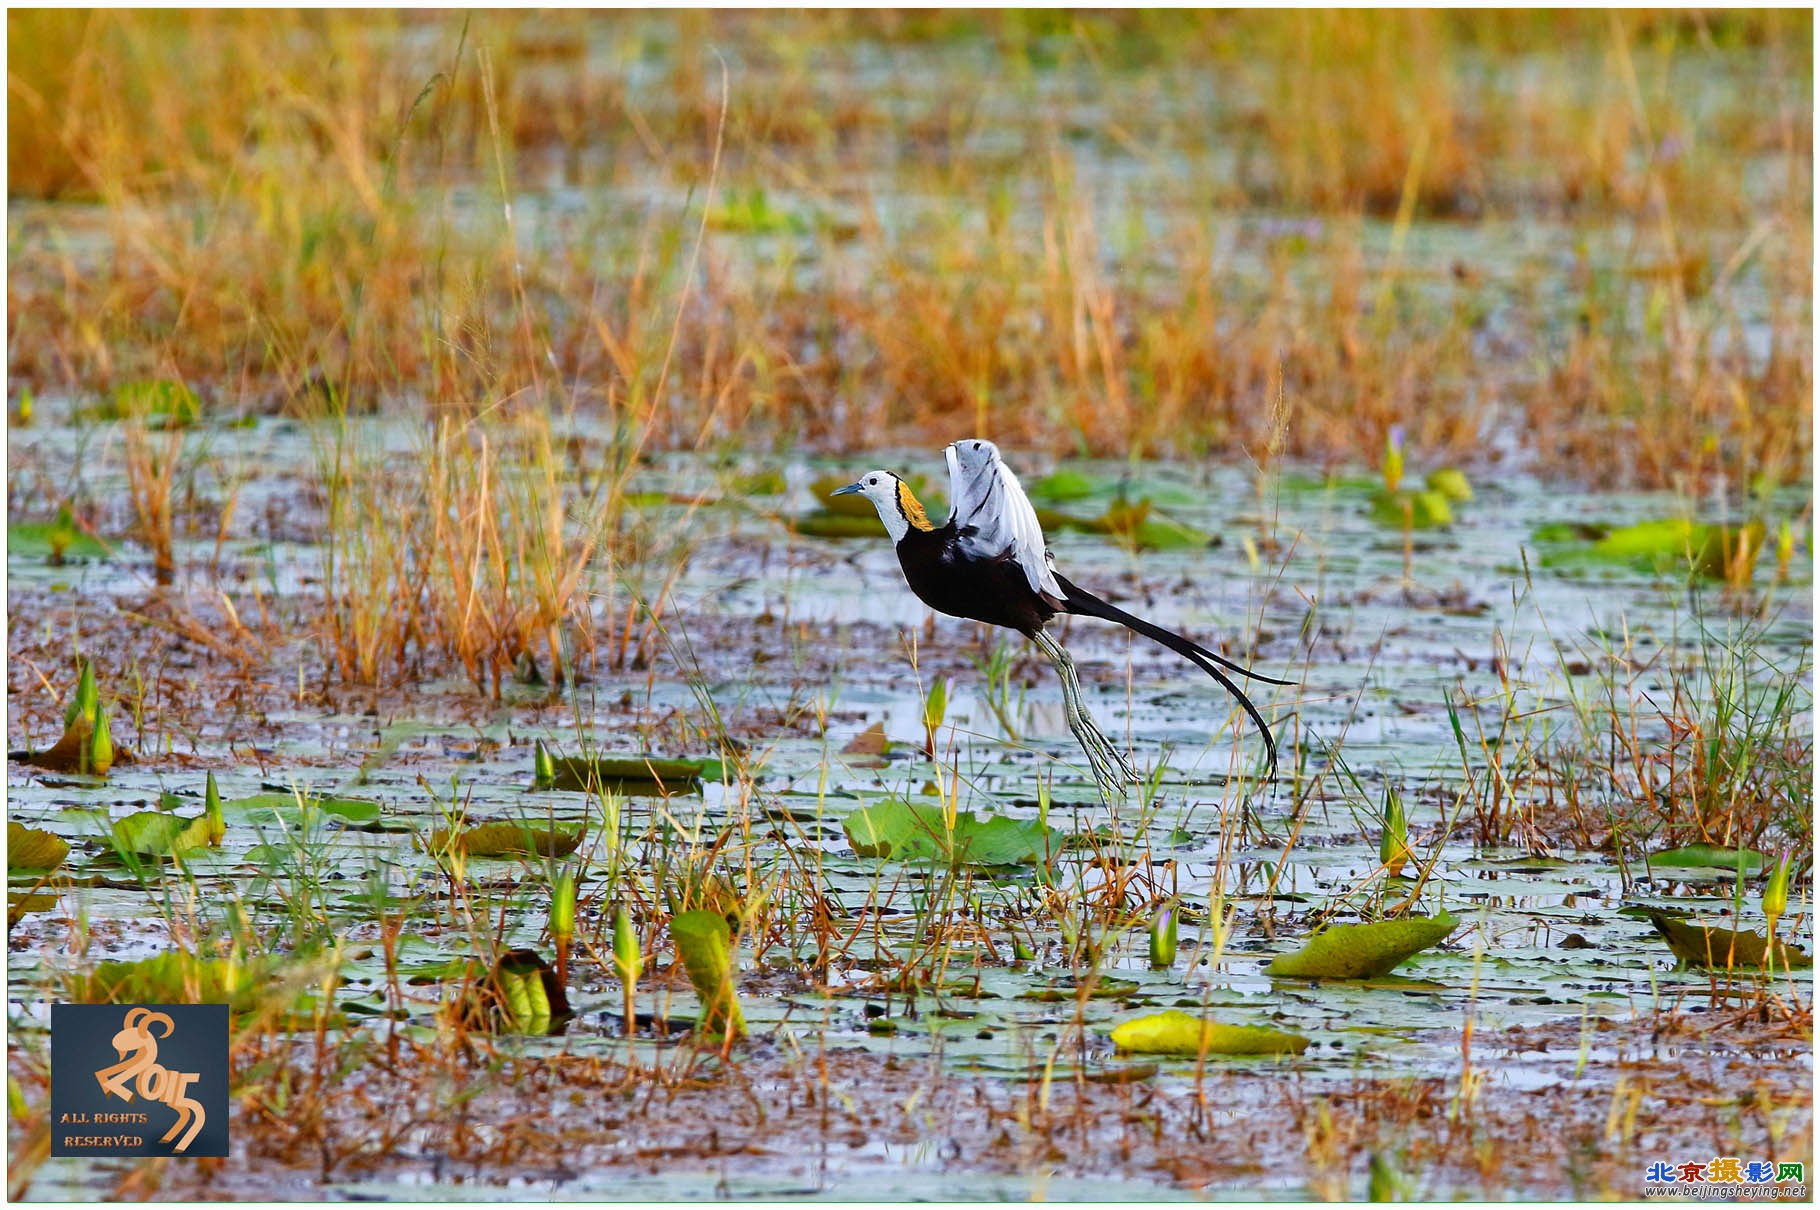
(831, 439), (1289, 802)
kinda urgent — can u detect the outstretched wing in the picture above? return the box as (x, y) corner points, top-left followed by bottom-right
(947, 441), (1063, 601)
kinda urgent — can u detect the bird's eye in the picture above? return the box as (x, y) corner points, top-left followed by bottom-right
(972, 441), (982, 450)
(867, 476), (877, 485)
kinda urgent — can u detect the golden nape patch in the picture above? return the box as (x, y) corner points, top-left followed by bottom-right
(895, 481), (934, 532)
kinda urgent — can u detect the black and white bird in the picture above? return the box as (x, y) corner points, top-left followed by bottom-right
(831, 439), (1289, 801)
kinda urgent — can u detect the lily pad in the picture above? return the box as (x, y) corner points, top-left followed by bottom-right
(202, 790), (382, 826)
(727, 468), (787, 496)
(1647, 845), (1765, 877)
(1424, 468), (1473, 502)
(534, 755), (709, 794)
(424, 822), (583, 859)
(70, 951), (263, 1009)
(1027, 469), (1100, 504)
(1023, 977), (1140, 1002)
(1539, 518), (1766, 581)
(1646, 911), (1811, 970)
(8, 892), (60, 926)
(791, 510), (889, 539)
(9, 507), (108, 562)
(1266, 913), (1459, 980)
(1369, 488), (1454, 529)
(109, 379), (202, 425)
(844, 798), (1062, 866)
(1109, 1010), (1310, 1056)
(109, 809), (223, 858)
(8, 822), (69, 872)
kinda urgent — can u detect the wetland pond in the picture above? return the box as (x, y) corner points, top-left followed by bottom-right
(6, 419), (1813, 1200)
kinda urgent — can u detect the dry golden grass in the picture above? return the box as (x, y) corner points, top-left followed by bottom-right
(7, 10), (1810, 491)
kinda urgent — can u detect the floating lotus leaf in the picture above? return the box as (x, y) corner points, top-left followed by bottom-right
(108, 379), (202, 425)
(1370, 488), (1454, 529)
(70, 951), (263, 1009)
(1646, 911), (1811, 970)
(425, 822), (583, 859)
(844, 798), (1062, 866)
(8, 892), (60, 926)
(790, 510), (889, 538)
(728, 468), (787, 496)
(1027, 469), (1100, 503)
(203, 790), (382, 825)
(1266, 913), (1459, 979)
(533, 754), (709, 794)
(109, 809), (223, 858)
(841, 721), (890, 757)
(9, 509), (108, 562)
(1110, 1010), (1310, 1056)
(1424, 468), (1473, 502)
(1647, 845), (1765, 876)
(1539, 518), (1766, 582)
(1023, 977), (1140, 1002)
(8, 822), (69, 872)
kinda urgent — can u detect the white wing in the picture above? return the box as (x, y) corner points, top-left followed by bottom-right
(947, 441), (1063, 601)
(944, 443), (986, 529)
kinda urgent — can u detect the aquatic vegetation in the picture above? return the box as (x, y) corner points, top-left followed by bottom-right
(1109, 1010), (1310, 1057)
(843, 797), (1063, 867)
(670, 910), (745, 1039)
(1646, 911), (1812, 972)
(4, 9), (1812, 1201)
(1265, 913), (1461, 980)
(5, 824), (68, 873)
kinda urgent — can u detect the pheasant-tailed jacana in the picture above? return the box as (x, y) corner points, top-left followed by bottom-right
(831, 440), (1288, 802)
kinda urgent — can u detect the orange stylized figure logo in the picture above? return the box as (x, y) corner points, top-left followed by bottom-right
(93, 1008), (206, 1152)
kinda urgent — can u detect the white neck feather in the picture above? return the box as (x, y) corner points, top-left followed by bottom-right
(874, 498), (911, 543)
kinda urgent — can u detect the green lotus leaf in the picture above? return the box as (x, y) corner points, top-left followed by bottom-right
(424, 822), (583, 859)
(845, 798), (1062, 866)
(1647, 911), (1811, 970)
(1110, 1010), (1309, 1056)
(8, 822), (70, 872)
(1266, 913), (1459, 979)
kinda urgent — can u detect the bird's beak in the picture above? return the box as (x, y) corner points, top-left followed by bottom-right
(829, 482), (864, 498)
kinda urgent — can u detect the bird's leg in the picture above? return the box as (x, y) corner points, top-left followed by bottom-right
(1029, 629), (1138, 803)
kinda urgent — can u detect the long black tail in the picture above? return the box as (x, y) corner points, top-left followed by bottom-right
(1053, 572), (1286, 775)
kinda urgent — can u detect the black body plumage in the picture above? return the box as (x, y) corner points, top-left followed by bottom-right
(833, 443), (1286, 783)
(893, 517), (1284, 774)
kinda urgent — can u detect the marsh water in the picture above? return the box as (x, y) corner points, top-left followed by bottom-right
(7, 411), (1813, 1198)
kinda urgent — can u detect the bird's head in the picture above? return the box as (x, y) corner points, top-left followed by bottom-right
(830, 470), (931, 542)
(944, 438), (1000, 484)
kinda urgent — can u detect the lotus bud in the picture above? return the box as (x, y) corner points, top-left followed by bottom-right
(1379, 787), (1410, 877)
(86, 708), (114, 777)
(1763, 851), (1792, 933)
(204, 772), (225, 843)
(1149, 902), (1178, 968)
(551, 870), (577, 945)
(66, 659), (98, 730)
(1381, 426), (1405, 494)
(533, 740), (555, 789)
(612, 907), (641, 985)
